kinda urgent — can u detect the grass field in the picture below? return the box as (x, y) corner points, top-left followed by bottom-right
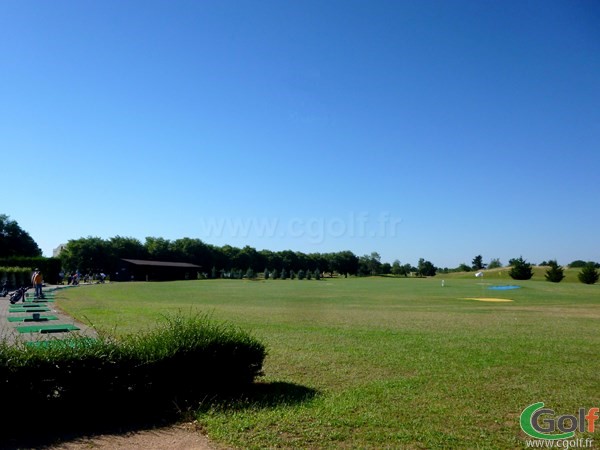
(57, 273), (600, 449)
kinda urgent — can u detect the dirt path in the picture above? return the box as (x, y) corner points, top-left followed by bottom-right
(47, 422), (217, 450)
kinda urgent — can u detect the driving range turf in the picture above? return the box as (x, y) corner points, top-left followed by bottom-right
(57, 273), (599, 449)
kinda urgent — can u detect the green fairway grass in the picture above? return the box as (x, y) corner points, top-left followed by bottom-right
(56, 277), (599, 449)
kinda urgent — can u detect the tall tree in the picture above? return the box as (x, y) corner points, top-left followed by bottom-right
(0, 214), (42, 257)
(472, 255), (485, 270)
(60, 237), (110, 273)
(417, 258), (437, 277)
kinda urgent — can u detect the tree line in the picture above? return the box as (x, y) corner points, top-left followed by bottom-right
(58, 237), (445, 279)
(1, 215), (597, 283)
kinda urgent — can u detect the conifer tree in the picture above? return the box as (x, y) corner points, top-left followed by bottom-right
(544, 260), (565, 283)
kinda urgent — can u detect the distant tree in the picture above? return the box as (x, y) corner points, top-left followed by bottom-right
(306, 269), (312, 280)
(271, 268), (280, 280)
(263, 268), (269, 280)
(335, 251), (360, 277)
(539, 261), (549, 267)
(281, 268), (288, 280)
(245, 267), (255, 279)
(358, 252), (383, 276)
(457, 263), (471, 272)
(544, 260), (565, 283)
(60, 237), (111, 274)
(487, 258), (502, 269)
(391, 260), (401, 276)
(297, 269), (305, 280)
(144, 236), (174, 261)
(578, 263), (599, 285)
(569, 260), (587, 268)
(290, 270), (296, 280)
(417, 258), (436, 277)
(472, 255), (485, 271)
(509, 256), (533, 280)
(314, 269), (321, 280)
(211, 266), (217, 279)
(380, 262), (391, 275)
(0, 214), (42, 257)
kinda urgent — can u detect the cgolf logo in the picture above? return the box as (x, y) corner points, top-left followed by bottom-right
(520, 402), (598, 440)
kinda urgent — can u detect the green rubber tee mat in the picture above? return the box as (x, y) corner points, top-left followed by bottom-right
(9, 307), (51, 313)
(7, 315), (59, 322)
(16, 324), (80, 333)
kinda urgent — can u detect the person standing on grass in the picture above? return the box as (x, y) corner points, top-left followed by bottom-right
(32, 268), (43, 298)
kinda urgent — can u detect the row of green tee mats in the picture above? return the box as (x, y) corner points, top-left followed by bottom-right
(9, 290), (80, 336)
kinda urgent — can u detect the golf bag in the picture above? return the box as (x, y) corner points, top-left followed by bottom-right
(9, 286), (29, 304)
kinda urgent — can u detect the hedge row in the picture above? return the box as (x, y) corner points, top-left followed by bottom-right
(0, 266), (32, 288)
(0, 257), (61, 284)
(0, 314), (266, 435)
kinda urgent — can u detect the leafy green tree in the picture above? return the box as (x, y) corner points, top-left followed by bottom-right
(509, 256), (533, 280)
(358, 252), (382, 276)
(332, 251), (360, 277)
(281, 268), (288, 280)
(306, 269), (312, 280)
(314, 269), (321, 280)
(271, 268), (280, 279)
(60, 237), (111, 273)
(297, 269), (305, 280)
(245, 267), (255, 279)
(569, 260), (587, 268)
(417, 258), (436, 277)
(0, 214), (42, 257)
(457, 263), (471, 272)
(380, 262), (391, 275)
(391, 260), (401, 275)
(487, 258), (502, 269)
(544, 260), (565, 283)
(578, 263), (599, 285)
(472, 255), (485, 270)
(263, 268), (269, 279)
(144, 237), (173, 261)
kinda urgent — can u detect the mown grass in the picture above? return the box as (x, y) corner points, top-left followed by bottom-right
(57, 276), (600, 449)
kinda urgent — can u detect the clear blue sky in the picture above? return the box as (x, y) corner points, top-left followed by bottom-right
(2, 0), (599, 268)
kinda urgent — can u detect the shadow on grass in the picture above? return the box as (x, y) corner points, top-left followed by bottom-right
(0, 381), (318, 449)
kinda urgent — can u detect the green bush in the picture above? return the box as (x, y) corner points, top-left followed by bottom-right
(0, 314), (266, 434)
(578, 263), (599, 285)
(509, 257), (533, 280)
(544, 260), (565, 283)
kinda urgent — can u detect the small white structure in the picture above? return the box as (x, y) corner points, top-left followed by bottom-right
(475, 271), (484, 278)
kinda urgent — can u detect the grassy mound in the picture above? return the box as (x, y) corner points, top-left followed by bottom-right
(0, 314), (266, 436)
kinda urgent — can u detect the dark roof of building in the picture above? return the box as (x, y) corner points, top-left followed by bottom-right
(121, 259), (201, 268)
